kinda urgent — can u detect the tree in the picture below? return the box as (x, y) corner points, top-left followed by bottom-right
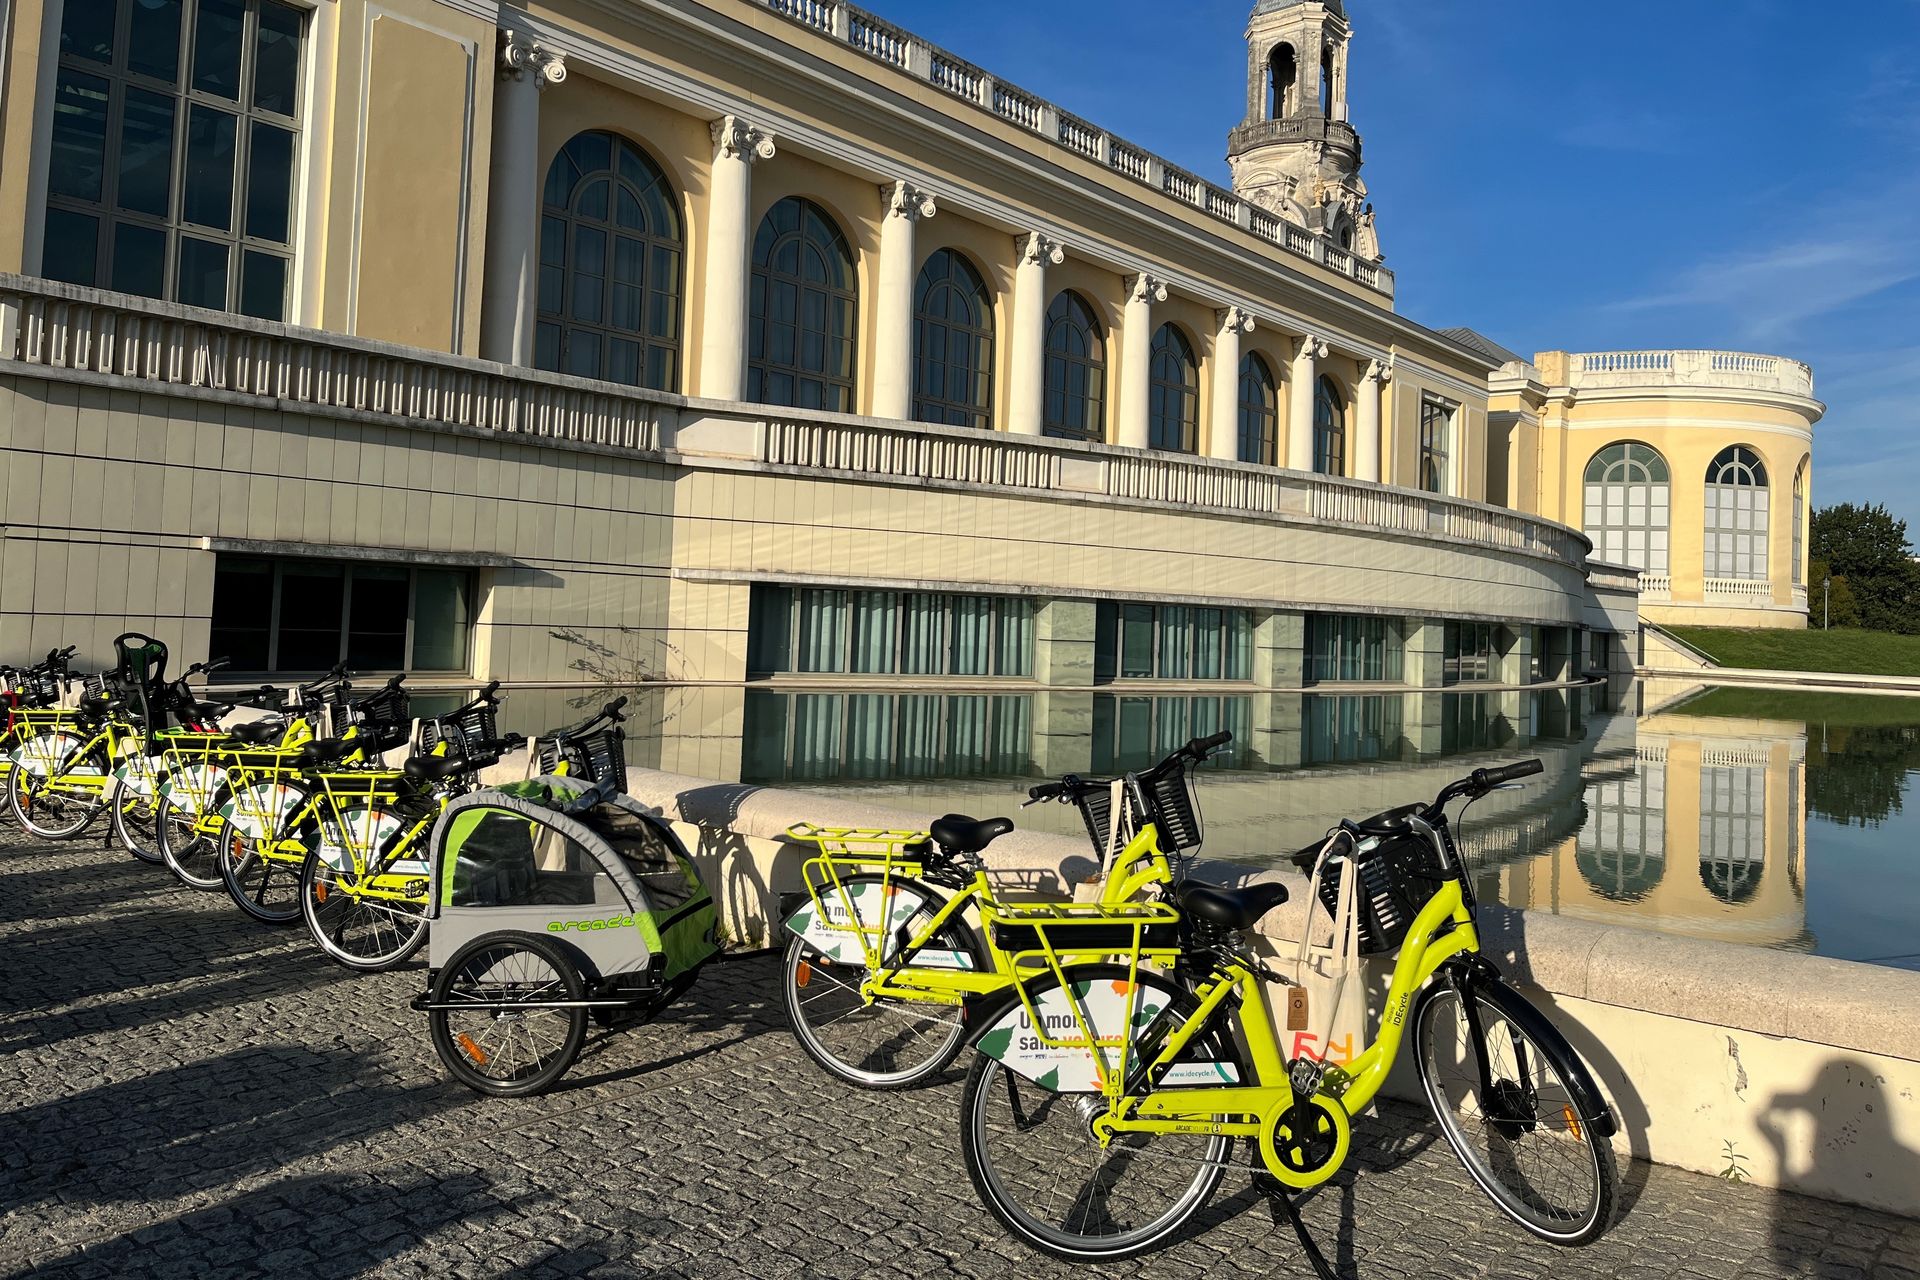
(1810, 503), (1920, 632)
(1805, 560), (1861, 628)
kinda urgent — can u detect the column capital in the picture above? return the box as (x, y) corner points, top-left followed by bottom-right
(1294, 333), (1328, 362)
(1020, 232), (1065, 267)
(711, 114), (777, 163)
(498, 29), (566, 87)
(882, 179), (937, 222)
(1217, 306), (1256, 337)
(1363, 356), (1394, 384)
(1128, 273), (1169, 304)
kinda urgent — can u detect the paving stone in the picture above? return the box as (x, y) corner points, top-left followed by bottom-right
(1, 828), (1915, 1279)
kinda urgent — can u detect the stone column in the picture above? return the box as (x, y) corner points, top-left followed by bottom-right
(1287, 334), (1326, 471)
(1252, 609), (1305, 688)
(1209, 307), (1255, 461)
(1118, 273), (1168, 451)
(1033, 598), (1096, 686)
(872, 180), (937, 422)
(1009, 233), (1064, 436)
(478, 30), (566, 366)
(1497, 625), (1533, 687)
(697, 115), (776, 401)
(1402, 617), (1448, 689)
(1355, 357), (1389, 483)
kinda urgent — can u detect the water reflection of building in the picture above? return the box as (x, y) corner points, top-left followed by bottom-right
(1502, 711), (1809, 949)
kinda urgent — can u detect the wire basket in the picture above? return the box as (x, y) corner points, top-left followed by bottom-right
(419, 700), (499, 759)
(537, 726), (626, 793)
(1315, 835), (1444, 955)
(348, 685), (413, 751)
(1072, 784), (1115, 858)
(1132, 751), (1205, 853)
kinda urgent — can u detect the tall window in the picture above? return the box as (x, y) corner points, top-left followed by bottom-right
(1237, 353), (1278, 465)
(1705, 445), (1770, 581)
(742, 691), (1032, 785)
(748, 197), (857, 412)
(1583, 442), (1670, 573)
(534, 131), (682, 391)
(1419, 395), (1454, 494)
(1302, 694), (1404, 765)
(209, 555), (474, 673)
(1148, 324), (1198, 452)
(1094, 695), (1252, 773)
(1042, 290), (1104, 441)
(1094, 604), (1253, 682)
(1792, 460), (1808, 586)
(43, 0), (306, 319)
(1267, 43), (1296, 117)
(1700, 765), (1765, 904)
(913, 248), (994, 429)
(1312, 376), (1345, 475)
(747, 586), (1033, 678)
(1305, 614), (1403, 684)
(1578, 764), (1666, 902)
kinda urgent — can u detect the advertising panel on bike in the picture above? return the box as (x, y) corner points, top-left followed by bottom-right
(973, 977), (1242, 1091)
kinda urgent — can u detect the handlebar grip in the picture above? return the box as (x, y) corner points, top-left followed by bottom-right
(384, 672), (405, 690)
(480, 679), (501, 699)
(1482, 758), (1544, 786)
(605, 696), (628, 722)
(1027, 782), (1066, 802)
(1186, 729), (1233, 758)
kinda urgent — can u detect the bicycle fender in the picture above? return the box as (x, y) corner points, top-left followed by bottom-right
(781, 876), (974, 970)
(1467, 974), (1618, 1139)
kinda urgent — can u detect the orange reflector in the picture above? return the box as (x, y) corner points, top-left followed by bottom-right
(314, 882), (328, 903)
(456, 1033), (489, 1066)
(1563, 1105), (1583, 1140)
(795, 960), (813, 988)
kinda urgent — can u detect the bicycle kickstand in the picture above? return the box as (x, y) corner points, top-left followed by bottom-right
(1257, 1177), (1347, 1280)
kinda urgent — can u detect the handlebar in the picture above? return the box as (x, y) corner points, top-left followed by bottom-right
(298, 664), (352, 693)
(549, 696), (628, 741)
(1023, 730), (1234, 807)
(1183, 729), (1232, 761)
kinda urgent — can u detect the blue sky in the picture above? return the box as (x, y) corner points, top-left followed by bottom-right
(886, 0), (1920, 532)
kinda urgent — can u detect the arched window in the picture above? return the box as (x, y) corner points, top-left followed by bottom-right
(1577, 764), (1666, 902)
(1705, 445), (1770, 581)
(913, 249), (994, 429)
(1042, 290), (1104, 441)
(1237, 353), (1278, 465)
(1313, 376), (1345, 475)
(1267, 44), (1297, 118)
(536, 131), (683, 390)
(1148, 324), (1197, 453)
(1700, 765), (1764, 905)
(749, 197), (857, 412)
(1792, 460), (1808, 586)
(1320, 47), (1334, 114)
(1582, 442), (1670, 573)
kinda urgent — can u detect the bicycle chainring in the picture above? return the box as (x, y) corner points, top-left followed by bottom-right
(1259, 1093), (1351, 1189)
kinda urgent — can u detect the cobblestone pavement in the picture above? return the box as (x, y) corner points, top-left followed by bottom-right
(2, 830), (1917, 1280)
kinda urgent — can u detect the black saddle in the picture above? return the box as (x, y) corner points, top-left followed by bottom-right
(296, 737), (357, 769)
(227, 720), (284, 746)
(404, 753), (471, 783)
(929, 813), (1015, 854)
(1178, 880), (1290, 932)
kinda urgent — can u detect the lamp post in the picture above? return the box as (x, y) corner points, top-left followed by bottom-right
(1823, 576), (1831, 631)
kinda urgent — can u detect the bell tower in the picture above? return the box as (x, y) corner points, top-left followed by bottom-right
(1228, 0), (1378, 259)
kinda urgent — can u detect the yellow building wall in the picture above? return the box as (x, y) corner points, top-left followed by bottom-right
(0, 0), (53, 273)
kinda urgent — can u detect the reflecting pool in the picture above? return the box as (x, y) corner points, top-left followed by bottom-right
(482, 679), (1920, 971)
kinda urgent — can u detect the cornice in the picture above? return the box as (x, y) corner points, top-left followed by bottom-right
(1545, 383), (1826, 424)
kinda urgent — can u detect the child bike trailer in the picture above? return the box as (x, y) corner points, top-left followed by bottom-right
(413, 775), (719, 1097)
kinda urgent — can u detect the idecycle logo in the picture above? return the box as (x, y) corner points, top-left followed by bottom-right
(547, 916), (636, 933)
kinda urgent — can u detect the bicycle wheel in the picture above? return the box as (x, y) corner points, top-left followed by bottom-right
(429, 931), (587, 1097)
(110, 780), (165, 864)
(6, 735), (106, 840)
(959, 964), (1240, 1263)
(299, 845), (431, 972)
(1412, 977), (1617, 1245)
(780, 873), (979, 1090)
(156, 789), (226, 890)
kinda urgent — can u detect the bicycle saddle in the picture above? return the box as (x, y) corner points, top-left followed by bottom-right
(227, 720), (284, 746)
(296, 738), (358, 769)
(404, 753), (472, 783)
(1178, 880), (1290, 932)
(929, 813), (1015, 854)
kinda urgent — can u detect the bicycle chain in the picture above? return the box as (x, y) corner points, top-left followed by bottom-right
(799, 959), (964, 1031)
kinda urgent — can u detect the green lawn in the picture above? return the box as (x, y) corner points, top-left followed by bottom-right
(1668, 684), (1920, 725)
(1665, 625), (1920, 678)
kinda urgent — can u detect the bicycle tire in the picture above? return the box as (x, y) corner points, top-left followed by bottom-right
(959, 962), (1245, 1263)
(6, 734), (106, 840)
(1412, 976), (1617, 1245)
(297, 837), (431, 972)
(218, 780), (309, 925)
(109, 779), (165, 864)
(429, 930), (587, 1097)
(780, 872), (981, 1090)
(156, 787), (228, 891)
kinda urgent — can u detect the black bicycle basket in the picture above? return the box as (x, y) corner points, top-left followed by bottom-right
(1133, 752), (1205, 853)
(1068, 781), (1115, 858)
(419, 699), (498, 759)
(538, 726), (626, 793)
(348, 684), (412, 751)
(1316, 834), (1443, 955)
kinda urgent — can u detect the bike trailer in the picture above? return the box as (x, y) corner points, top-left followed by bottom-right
(424, 776), (718, 987)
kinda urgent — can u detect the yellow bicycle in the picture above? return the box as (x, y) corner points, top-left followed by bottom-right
(960, 758), (1619, 1262)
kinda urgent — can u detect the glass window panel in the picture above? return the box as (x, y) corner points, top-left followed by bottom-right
(237, 250), (286, 320)
(63, 0), (119, 63)
(190, 0), (245, 98)
(344, 565), (409, 670)
(42, 209), (100, 286)
(244, 121), (294, 242)
(49, 70), (111, 202)
(253, 1), (302, 114)
(209, 557), (273, 670)
(182, 104), (236, 230)
(274, 561), (345, 671)
(176, 235), (229, 308)
(116, 88), (177, 216)
(412, 569), (472, 671)
(110, 220), (166, 297)
(1120, 605), (1154, 679)
(128, 0), (183, 83)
